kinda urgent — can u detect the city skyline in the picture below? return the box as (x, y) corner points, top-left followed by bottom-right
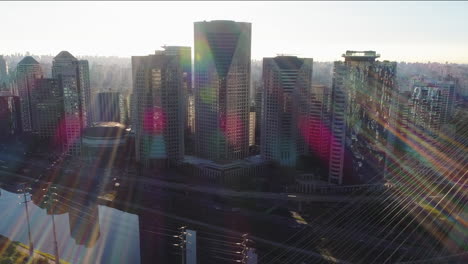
(1, 1), (468, 63)
(0, 2), (466, 263)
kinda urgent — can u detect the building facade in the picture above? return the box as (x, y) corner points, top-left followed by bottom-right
(15, 56), (43, 132)
(194, 20), (252, 162)
(409, 77), (456, 138)
(81, 122), (127, 169)
(308, 84), (331, 164)
(132, 53), (185, 167)
(0, 93), (22, 138)
(249, 110), (255, 147)
(261, 56), (313, 167)
(32, 78), (64, 145)
(157, 46), (194, 154)
(329, 51), (397, 184)
(0, 55), (7, 83)
(95, 92), (121, 122)
(52, 51), (91, 155)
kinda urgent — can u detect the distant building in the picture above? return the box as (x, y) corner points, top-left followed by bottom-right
(0, 93), (22, 138)
(15, 56), (43, 132)
(261, 56), (313, 167)
(329, 51), (397, 184)
(194, 20), (251, 162)
(52, 51), (91, 155)
(32, 78), (64, 146)
(95, 92), (121, 122)
(409, 77), (456, 138)
(0, 55), (8, 82)
(132, 53), (185, 167)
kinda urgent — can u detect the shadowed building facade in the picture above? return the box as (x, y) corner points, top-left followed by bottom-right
(157, 46), (194, 154)
(194, 20), (251, 162)
(81, 122), (127, 168)
(132, 53), (185, 168)
(32, 78), (64, 150)
(0, 93), (22, 138)
(15, 56), (43, 132)
(261, 56), (313, 167)
(52, 51), (91, 155)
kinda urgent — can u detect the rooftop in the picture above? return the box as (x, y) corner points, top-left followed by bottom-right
(54, 51), (77, 61)
(273, 56), (304, 70)
(83, 122), (126, 139)
(17, 56), (39, 65)
(343, 50), (380, 62)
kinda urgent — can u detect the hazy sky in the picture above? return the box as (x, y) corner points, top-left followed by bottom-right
(2, 1), (468, 63)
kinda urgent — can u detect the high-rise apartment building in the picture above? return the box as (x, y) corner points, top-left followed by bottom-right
(16, 56), (43, 132)
(194, 20), (251, 161)
(32, 78), (64, 144)
(409, 77), (456, 138)
(261, 56), (313, 167)
(329, 51), (397, 184)
(52, 51), (91, 155)
(132, 53), (185, 167)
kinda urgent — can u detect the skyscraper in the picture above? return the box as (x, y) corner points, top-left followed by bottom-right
(15, 56), (43, 132)
(132, 53), (185, 167)
(329, 51), (397, 184)
(32, 78), (64, 145)
(52, 51), (91, 155)
(194, 20), (251, 161)
(261, 56), (313, 167)
(157, 46), (194, 153)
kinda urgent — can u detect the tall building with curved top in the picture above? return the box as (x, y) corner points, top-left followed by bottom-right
(261, 56), (313, 167)
(16, 56), (43, 132)
(194, 20), (251, 162)
(52, 51), (91, 155)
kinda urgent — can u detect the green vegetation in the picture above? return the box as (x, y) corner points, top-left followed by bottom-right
(0, 235), (70, 264)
